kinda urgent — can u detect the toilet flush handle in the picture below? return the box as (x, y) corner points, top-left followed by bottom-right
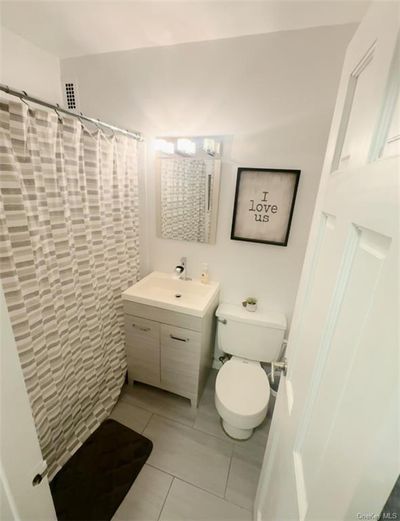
(217, 318), (227, 324)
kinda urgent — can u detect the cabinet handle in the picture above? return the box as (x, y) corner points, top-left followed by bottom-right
(170, 334), (189, 342)
(132, 323), (151, 332)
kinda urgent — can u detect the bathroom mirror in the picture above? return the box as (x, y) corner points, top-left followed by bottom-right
(155, 136), (222, 244)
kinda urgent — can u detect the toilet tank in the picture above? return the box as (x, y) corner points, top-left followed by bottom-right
(216, 303), (286, 362)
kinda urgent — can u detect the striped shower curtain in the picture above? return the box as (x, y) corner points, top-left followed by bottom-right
(0, 99), (140, 478)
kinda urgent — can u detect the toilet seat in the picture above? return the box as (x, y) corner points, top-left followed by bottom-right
(215, 357), (270, 435)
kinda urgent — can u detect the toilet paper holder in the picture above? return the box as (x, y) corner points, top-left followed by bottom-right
(271, 357), (288, 383)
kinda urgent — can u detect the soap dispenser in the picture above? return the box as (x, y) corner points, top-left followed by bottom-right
(201, 263), (209, 284)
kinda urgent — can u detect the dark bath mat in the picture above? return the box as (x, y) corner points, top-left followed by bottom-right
(50, 419), (153, 521)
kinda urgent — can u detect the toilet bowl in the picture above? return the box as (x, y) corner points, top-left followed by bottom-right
(215, 357), (270, 439)
(214, 303), (286, 440)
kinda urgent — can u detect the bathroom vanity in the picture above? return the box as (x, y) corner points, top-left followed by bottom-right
(122, 272), (219, 408)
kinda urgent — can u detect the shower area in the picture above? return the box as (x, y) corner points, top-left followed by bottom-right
(0, 87), (142, 480)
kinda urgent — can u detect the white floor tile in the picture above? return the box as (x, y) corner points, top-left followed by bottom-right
(159, 478), (251, 521)
(108, 369), (271, 516)
(193, 371), (230, 441)
(112, 465), (173, 521)
(225, 428), (269, 510)
(243, 416), (271, 450)
(143, 415), (233, 497)
(109, 400), (152, 433)
(121, 382), (195, 427)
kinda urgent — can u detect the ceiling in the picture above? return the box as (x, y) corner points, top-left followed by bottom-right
(0, 1), (369, 59)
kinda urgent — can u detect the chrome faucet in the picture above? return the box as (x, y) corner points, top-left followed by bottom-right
(174, 257), (190, 280)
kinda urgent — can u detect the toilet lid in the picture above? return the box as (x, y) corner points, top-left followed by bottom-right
(216, 359), (270, 416)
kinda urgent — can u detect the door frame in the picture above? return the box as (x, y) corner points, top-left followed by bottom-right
(0, 285), (57, 521)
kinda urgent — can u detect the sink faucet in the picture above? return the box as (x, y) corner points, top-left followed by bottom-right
(175, 257), (190, 280)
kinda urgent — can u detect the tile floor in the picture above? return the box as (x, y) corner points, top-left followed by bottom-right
(110, 369), (271, 521)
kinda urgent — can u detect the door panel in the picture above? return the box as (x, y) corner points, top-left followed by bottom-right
(371, 34), (400, 161)
(307, 234), (397, 519)
(296, 224), (392, 516)
(331, 3), (399, 174)
(335, 44), (376, 171)
(381, 88), (400, 158)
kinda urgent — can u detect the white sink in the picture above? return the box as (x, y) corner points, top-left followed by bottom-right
(122, 271), (220, 317)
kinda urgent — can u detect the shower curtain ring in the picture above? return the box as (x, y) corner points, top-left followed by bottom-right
(54, 103), (63, 123)
(78, 112), (86, 128)
(19, 91), (31, 109)
(95, 118), (104, 133)
(106, 126), (116, 139)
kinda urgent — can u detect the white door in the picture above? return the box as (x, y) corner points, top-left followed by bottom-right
(255, 3), (400, 520)
(0, 285), (57, 521)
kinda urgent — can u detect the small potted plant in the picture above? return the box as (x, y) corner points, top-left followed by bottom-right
(242, 297), (257, 312)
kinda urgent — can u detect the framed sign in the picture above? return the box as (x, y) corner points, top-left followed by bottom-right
(231, 167), (300, 246)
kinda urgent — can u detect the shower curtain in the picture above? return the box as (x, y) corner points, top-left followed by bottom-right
(0, 99), (140, 478)
(160, 158), (208, 242)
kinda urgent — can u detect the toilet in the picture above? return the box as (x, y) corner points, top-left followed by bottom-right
(215, 303), (287, 440)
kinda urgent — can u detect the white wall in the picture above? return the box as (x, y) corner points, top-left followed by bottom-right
(0, 26), (62, 103)
(61, 25), (355, 332)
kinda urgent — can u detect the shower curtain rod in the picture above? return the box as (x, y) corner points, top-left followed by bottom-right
(0, 84), (143, 141)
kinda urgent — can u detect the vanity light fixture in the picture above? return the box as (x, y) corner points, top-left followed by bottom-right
(155, 138), (174, 154)
(203, 138), (215, 155)
(203, 138), (221, 156)
(177, 138), (196, 155)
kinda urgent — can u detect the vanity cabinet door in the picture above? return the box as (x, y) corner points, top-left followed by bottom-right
(160, 324), (200, 397)
(124, 315), (160, 386)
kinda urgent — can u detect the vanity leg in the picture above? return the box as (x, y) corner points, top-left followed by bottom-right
(190, 398), (198, 411)
(127, 375), (135, 387)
